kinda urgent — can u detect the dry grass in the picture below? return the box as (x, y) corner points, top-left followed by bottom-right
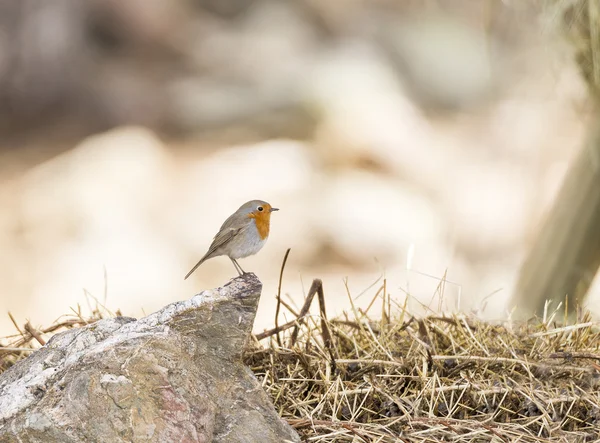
(246, 277), (600, 442)
(0, 304), (118, 373)
(2, 278), (600, 442)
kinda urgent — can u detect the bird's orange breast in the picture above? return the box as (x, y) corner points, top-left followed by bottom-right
(248, 212), (271, 239)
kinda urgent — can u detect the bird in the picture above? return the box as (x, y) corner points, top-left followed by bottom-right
(184, 200), (279, 279)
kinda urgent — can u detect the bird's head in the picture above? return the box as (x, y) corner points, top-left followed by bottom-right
(241, 200), (279, 238)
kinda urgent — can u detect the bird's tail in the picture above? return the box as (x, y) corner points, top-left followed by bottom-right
(184, 256), (206, 280)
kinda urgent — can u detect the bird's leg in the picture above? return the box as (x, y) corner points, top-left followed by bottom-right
(234, 259), (247, 275)
(233, 260), (246, 275)
(229, 257), (242, 276)
(230, 257), (245, 276)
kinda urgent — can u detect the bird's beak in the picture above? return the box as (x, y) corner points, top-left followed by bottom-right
(270, 207), (279, 212)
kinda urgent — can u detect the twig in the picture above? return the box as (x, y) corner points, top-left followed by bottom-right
(289, 279), (320, 347)
(41, 319), (94, 334)
(287, 418), (385, 443)
(315, 279), (336, 371)
(278, 298), (299, 318)
(430, 355), (596, 373)
(547, 351), (600, 360)
(0, 347), (35, 353)
(275, 248), (291, 347)
(24, 322), (46, 346)
(254, 319), (297, 341)
(8, 312), (23, 335)
(336, 358), (404, 368)
(529, 322), (594, 337)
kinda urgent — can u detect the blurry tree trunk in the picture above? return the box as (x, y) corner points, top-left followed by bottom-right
(511, 121), (600, 317)
(511, 1), (600, 318)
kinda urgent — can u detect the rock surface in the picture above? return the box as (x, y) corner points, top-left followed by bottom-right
(0, 274), (299, 443)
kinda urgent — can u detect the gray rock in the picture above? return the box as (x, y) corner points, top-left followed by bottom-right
(0, 274), (299, 443)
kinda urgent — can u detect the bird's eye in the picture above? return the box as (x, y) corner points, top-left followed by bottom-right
(257, 206), (264, 212)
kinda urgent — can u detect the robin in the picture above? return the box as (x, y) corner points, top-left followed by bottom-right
(184, 200), (279, 279)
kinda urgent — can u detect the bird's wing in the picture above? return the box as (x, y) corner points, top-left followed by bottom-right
(204, 226), (241, 260)
(217, 210), (243, 232)
(184, 225), (246, 280)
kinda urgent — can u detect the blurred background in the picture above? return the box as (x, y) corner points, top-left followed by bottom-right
(0, 0), (595, 336)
